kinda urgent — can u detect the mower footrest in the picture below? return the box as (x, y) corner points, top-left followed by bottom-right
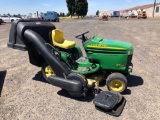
(93, 91), (126, 117)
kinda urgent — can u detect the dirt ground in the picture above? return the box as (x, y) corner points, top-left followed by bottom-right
(0, 18), (160, 120)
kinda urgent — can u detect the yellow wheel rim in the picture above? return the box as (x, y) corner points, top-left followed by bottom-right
(109, 79), (124, 92)
(45, 66), (56, 77)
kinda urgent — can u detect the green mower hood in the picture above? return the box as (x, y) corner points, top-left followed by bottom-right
(84, 36), (133, 51)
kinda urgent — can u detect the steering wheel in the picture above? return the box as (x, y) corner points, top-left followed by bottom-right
(75, 31), (89, 43)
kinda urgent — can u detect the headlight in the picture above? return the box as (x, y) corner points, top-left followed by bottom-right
(128, 50), (133, 55)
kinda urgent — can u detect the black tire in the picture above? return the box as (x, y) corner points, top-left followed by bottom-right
(66, 73), (87, 97)
(42, 61), (48, 81)
(56, 18), (59, 22)
(106, 73), (127, 93)
(11, 19), (14, 22)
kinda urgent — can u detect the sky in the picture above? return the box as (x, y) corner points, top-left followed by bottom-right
(0, 0), (160, 15)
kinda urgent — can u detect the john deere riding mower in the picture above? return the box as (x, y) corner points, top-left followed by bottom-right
(8, 19), (133, 116)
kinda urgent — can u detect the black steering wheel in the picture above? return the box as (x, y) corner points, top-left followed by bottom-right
(75, 31), (89, 43)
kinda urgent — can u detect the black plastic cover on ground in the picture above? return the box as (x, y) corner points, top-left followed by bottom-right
(93, 91), (126, 117)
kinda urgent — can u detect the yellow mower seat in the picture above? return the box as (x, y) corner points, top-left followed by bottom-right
(51, 29), (76, 49)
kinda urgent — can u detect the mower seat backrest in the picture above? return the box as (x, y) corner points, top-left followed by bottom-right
(51, 29), (76, 49)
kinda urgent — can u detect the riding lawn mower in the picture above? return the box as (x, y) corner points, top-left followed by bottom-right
(7, 19), (134, 116)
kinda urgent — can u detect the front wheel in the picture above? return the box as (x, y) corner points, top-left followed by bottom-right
(11, 19), (14, 22)
(56, 18), (59, 22)
(106, 73), (127, 93)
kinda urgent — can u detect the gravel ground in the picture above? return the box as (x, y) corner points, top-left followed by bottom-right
(0, 17), (160, 120)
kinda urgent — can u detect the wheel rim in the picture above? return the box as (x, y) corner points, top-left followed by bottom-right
(109, 79), (124, 92)
(45, 65), (55, 77)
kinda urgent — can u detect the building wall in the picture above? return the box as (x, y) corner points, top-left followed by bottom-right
(146, 5), (160, 17)
(146, 7), (154, 17)
(100, 4), (160, 18)
(153, 5), (160, 17)
(99, 10), (113, 17)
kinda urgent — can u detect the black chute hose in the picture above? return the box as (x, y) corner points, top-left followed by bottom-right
(23, 29), (70, 78)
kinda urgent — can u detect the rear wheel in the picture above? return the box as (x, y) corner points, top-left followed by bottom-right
(106, 73), (127, 93)
(11, 19), (14, 22)
(67, 73), (87, 97)
(41, 61), (56, 82)
(42, 62), (86, 97)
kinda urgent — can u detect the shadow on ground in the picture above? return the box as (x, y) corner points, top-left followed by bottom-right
(0, 70), (7, 97)
(123, 75), (144, 95)
(127, 75), (144, 87)
(32, 71), (48, 83)
(33, 71), (95, 102)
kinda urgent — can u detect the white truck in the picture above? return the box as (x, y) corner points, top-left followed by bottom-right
(0, 15), (21, 22)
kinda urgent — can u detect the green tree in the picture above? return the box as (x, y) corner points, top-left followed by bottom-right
(13, 14), (21, 18)
(75, 0), (88, 18)
(96, 10), (99, 16)
(36, 11), (39, 17)
(57, 13), (59, 17)
(63, 13), (65, 17)
(66, 0), (75, 18)
(82, 0), (88, 17)
(60, 12), (63, 17)
(66, 12), (70, 16)
(17, 14), (21, 18)
(7, 13), (11, 16)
